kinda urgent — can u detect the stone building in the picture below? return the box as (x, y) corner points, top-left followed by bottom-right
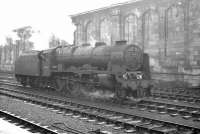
(71, 0), (200, 86)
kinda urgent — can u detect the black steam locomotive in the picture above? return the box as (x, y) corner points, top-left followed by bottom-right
(15, 41), (152, 99)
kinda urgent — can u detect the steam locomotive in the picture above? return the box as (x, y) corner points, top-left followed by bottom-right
(15, 41), (152, 100)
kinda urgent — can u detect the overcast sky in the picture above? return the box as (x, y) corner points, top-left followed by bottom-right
(0, 0), (128, 50)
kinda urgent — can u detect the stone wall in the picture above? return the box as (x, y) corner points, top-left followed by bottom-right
(71, 0), (200, 86)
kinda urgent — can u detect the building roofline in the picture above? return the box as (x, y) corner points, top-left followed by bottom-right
(70, 0), (141, 18)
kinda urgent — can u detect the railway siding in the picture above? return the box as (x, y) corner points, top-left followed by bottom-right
(0, 95), (112, 134)
(0, 86), (199, 132)
(143, 97), (200, 109)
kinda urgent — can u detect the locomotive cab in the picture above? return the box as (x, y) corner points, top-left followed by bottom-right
(39, 47), (57, 77)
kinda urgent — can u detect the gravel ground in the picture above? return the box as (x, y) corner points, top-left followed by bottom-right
(0, 95), (130, 134)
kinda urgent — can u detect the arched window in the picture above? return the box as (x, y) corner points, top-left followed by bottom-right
(167, 5), (184, 42)
(190, 0), (200, 41)
(144, 10), (159, 46)
(111, 16), (120, 44)
(100, 18), (111, 45)
(124, 14), (138, 44)
(86, 21), (96, 46)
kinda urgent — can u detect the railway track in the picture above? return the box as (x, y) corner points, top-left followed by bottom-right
(0, 72), (14, 78)
(1, 78), (200, 132)
(0, 76), (14, 80)
(1, 75), (200, 104)
(2, 80), (200, 120)
(0, 71), (14, 75)
(0, 85), (199, 134)
(1, 77), (200, 105)
(151, 92), (200, 104)
(1, 72), (199, 98)
(131, 98), (200, 121)
(1, 79), (200, 104)
(0, 109), (64, 134)
(152, 87), (200, 100)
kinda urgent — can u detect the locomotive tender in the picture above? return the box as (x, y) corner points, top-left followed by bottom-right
(15, 41), (152, 99)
